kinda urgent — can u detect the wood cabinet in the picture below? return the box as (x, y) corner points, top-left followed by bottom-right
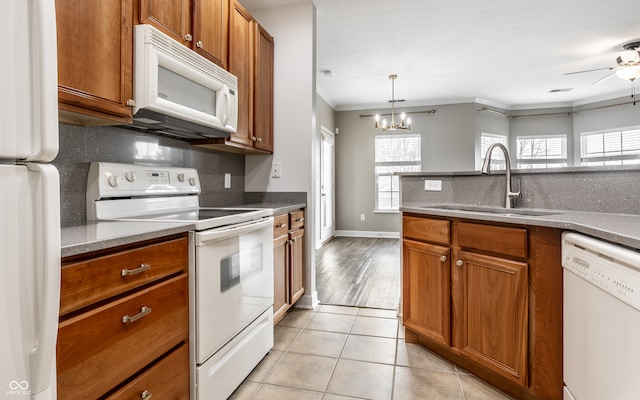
(273, 209), (305, 323)
(56, 0), (134, 125)
(136, 0), (229, 68)
(57, 235), (189, 399)
(402, 214), (563, 400)
(192, 0), (274, 154)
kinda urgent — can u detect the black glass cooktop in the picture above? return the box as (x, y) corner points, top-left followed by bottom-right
(132, 208), (256, 221)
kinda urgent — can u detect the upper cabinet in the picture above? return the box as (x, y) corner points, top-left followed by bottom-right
(136, 0), (228, 68)
(56, 0), (134, 125)
(192, 0), (274, 154)
(56, 0), (273, 154)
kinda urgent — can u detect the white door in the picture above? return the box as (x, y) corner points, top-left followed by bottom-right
(0, 164), (60, 400)
(320, 127), (335, 243)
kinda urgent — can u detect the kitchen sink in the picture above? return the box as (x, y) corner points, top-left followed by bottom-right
(419, 204), (560, 217)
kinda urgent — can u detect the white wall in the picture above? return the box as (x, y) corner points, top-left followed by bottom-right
(245, 1), (318, 309)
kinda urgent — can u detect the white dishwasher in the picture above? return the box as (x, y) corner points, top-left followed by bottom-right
(562, 232), (640, 400)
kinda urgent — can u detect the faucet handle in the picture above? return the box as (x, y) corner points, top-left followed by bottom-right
(509, 178), (521, 199)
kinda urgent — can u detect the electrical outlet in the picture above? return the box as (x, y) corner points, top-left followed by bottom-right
(271, 163), (281, 178)
(360, 214), (365, 221)
(224, 173), (231, 188)
(424, 179), (442, 191)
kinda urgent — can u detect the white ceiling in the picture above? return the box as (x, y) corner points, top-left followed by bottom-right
(242, 0), (640, 110)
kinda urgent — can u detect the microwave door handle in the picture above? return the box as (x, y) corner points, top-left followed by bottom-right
(219, 86), (230, 126)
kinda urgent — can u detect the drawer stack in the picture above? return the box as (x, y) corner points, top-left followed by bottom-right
(57, 235), (189, 399)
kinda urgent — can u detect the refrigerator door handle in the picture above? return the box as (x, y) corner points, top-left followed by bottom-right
(26, 163), (61, 398)
(31, 0), (59, 162)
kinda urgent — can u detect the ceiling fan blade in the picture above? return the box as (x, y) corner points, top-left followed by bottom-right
(564, 67), (613, 75)
(592, 71), (617, 85)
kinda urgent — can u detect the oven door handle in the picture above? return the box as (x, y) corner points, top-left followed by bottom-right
(196, 217), (274, 245)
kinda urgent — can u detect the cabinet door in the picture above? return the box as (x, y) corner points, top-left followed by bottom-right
(193, 0), (229, 68)
(402, 239), (451, 346)
(253, 23), (274, 153)
(137, 0), (192, 45)
(273, 234), (289, 323)
(56, 0), (133, 123)
(227, 0), (254, 147)
(289, 229), (305, 304)
(456, 251), (528, 386)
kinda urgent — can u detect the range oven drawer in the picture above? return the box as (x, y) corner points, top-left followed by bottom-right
(57, 275), (188, 399)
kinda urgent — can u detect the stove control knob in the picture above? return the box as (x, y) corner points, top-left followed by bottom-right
(108, 175), (118, 187)
(125, 171), (136, 182)
(178, 173), (186, 182)
(189, 177), (196, 186)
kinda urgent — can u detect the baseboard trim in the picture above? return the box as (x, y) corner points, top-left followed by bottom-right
(334, 230), (400, 239)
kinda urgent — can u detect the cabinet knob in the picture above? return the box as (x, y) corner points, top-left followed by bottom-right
(257, 137), (263, 142)
(184, 33), (193, 42)
(141, 390), (152, 399)
(252, 136), (257, 141)
(455, 260), (464, 267)
(439, 255), (447, 262)
(196, 40), (203, 48)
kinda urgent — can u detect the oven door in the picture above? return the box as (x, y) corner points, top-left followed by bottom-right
(193, 216), (274, 364)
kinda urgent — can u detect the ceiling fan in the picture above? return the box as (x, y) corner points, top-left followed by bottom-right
(564, 41), (640, 85)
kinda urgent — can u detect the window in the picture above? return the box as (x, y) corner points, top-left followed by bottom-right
(480, 133), (508, 170)
(516, 135), (567, 169)
(580, 127), (640, 166)
(375, 133), (421, 211)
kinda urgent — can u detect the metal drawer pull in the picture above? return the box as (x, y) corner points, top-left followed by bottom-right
(276, 223), (287, 228)
(295, 217), (304, 222)
(141, 390), (152, 399)
(121, 263), (151, 277)
(122, 306), (152, 324)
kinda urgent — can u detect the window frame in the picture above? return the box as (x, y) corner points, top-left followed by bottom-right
(515, 134), (568, 169)
(479, 132), (508, 171)
(374, 132), (421, 212)
(580, 126), (640, 166)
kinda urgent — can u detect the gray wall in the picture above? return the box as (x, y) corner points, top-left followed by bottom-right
(54, 123), (245, 227)
(334, 102), (513, 234)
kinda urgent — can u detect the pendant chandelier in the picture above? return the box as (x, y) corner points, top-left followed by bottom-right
(375, 75), (411, 132)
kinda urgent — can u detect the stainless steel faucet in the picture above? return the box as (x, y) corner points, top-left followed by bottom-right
(481, 143), (521, 208)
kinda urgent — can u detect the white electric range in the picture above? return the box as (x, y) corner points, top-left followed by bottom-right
(87, 162), (274, 400)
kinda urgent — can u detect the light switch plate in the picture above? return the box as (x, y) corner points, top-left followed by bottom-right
(424, 179), (442, 191)
(271, 163), (281, 178)
(224, 173), (231, 188)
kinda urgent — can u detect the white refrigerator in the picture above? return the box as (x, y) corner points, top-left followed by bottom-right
(0, 1), (60, 399)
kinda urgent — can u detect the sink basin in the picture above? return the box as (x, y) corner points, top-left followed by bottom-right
(419, 204), (559, 217)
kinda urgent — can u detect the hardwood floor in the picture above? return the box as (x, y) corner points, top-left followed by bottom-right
(316, 237), (400, 310)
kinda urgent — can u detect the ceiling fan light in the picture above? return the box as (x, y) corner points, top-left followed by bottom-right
(620, 50), (640, 64)
(616, 65), (640, 81)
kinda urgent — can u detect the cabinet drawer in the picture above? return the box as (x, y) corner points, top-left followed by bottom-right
(105, 343), (189, 400)
(57, 274), (189, 400)
(274, 214), (289, 236)
(403, 216), (450, 245)
(290, 210), (305, 229)
(60, 237), (188, 315)
(457, 222), (527, 259)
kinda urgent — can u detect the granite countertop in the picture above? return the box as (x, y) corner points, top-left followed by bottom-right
(61, 201), (306, 258)
(61, 221), (195, 258)
(402, 202), (640, 250)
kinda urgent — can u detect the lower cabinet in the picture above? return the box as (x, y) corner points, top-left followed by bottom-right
(402, 214), (563, 400)
(273, 209), (305, 323)
(57, 234), (189, 399)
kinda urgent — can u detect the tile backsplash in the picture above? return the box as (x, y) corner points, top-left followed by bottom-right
(54, 123), (245, 227)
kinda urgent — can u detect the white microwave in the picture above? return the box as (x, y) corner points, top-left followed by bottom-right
(132, 24), (238, 139)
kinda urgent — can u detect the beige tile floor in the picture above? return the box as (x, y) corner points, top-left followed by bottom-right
(229, 305), (515, 400)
